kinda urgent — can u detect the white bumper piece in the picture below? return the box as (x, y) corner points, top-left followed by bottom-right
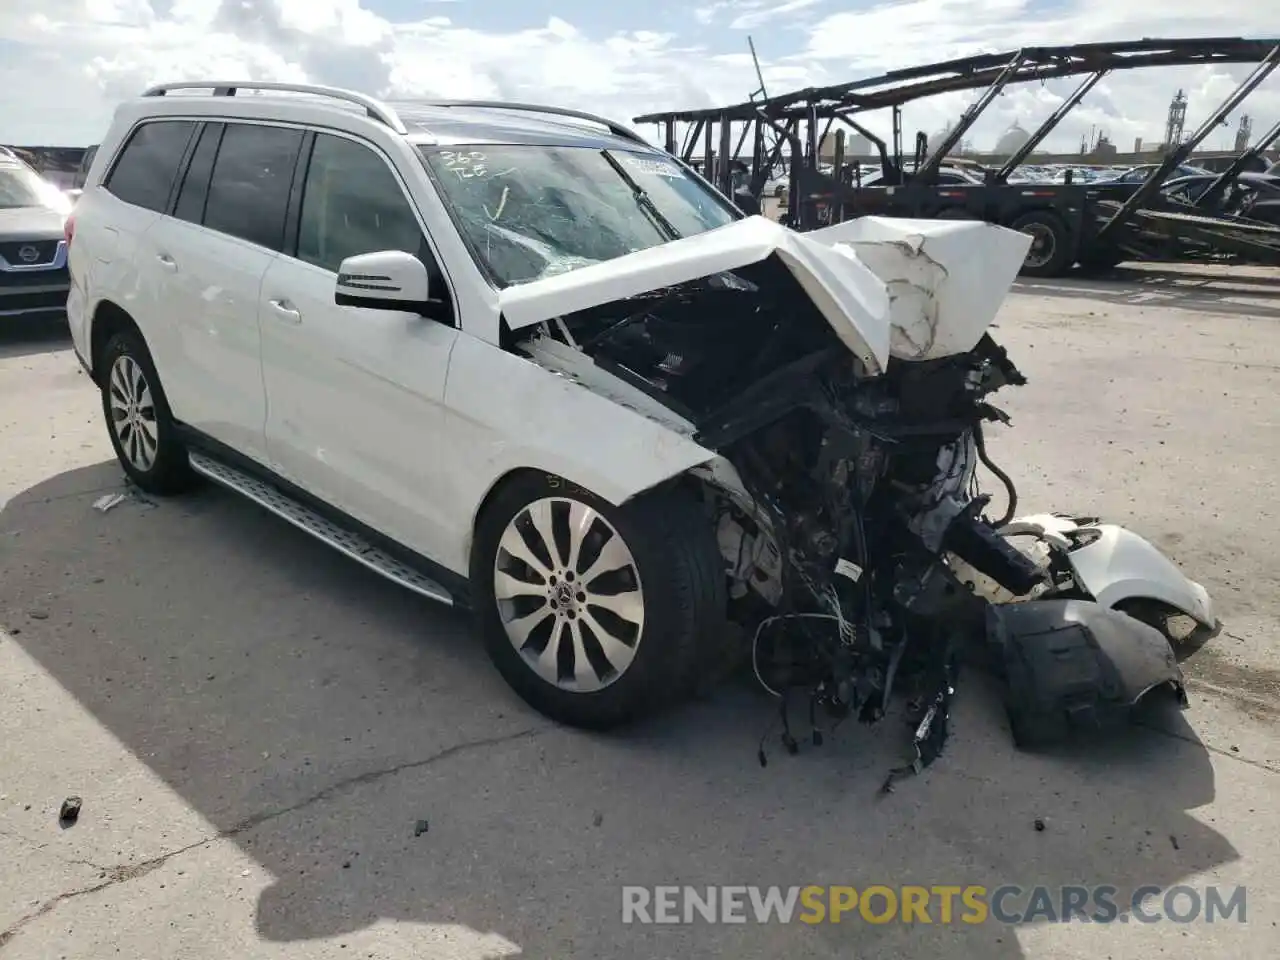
(999, 513), (1216, 629)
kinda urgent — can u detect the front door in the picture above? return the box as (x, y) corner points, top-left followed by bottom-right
(258, 131), (461, 563)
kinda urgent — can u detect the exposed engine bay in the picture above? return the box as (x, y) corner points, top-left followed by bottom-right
(507, 220), (1216, 786)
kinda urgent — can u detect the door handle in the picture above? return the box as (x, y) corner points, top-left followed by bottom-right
(156, 253), (177, 272)
(268, 298), (302, 323)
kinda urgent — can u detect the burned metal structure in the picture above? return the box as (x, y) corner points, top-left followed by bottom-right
(635, 37), (1280, 276)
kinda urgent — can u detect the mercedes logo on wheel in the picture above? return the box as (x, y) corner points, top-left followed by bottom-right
(16, 245), (40, 263)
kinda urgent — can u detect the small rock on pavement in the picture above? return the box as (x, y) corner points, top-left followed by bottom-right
(28, 611), (49, 620)
(59, 797), (82, 825)
(414, 819), (429, 837)
(1033, 818), (1046, 832)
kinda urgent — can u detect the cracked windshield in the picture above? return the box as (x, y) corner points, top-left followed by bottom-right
(421, 145), (737, 286)
(2, 0), (1277, 957)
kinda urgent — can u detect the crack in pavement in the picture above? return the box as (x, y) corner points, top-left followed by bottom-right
(0, 725), (547, 948)
(0, 825), (109, 873)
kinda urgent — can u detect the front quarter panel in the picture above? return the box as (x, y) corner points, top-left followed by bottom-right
(439, 334), (717, 571)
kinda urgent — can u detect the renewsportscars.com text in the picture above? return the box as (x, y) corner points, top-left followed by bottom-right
(621, 884), (1247, 925)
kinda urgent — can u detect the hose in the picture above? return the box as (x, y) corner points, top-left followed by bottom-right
(973, 422), (1018, 527)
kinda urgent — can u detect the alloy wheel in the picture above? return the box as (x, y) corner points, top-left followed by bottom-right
(108, 354), (159, 472)
(493, 497), (646, 693)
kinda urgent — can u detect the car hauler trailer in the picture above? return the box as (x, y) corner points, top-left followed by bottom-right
(634, 37), (1280, 277)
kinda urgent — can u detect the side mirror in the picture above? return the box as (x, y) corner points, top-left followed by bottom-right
(334, 250), (431, 312)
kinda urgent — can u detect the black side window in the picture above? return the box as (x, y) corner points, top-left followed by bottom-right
(173, 123), (223, 224)
(203, 123), (303, 251)
(297, 133), (426, 273)
(103, 121), (196, 212)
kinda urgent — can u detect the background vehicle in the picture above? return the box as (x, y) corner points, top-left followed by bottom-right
(1096, 163), (1215, 183)
(0, 152), (73, 320)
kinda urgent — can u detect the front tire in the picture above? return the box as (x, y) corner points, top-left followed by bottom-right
(100, 328), (196, 495)
(471, 473), (726, 730)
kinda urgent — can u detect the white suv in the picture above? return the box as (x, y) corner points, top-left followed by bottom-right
(67, 82), (1213, 743)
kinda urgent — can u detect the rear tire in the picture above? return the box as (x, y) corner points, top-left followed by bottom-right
(1010, 210), (1073, 278)
(99, 328), (196, 495)
(471, 473), (726, 729)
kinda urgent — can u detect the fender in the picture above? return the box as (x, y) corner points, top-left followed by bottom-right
(999, 513), (1216, 629)
(441, 334), (724, 573)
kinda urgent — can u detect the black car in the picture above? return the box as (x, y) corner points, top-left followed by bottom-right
(1159, 172), (1280, 225)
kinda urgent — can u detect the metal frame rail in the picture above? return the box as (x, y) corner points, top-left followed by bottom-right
(633, 37), (1280, 241)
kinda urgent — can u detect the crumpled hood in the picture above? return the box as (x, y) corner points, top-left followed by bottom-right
(497, 214), (1032, 374)
(805, 217), (1033, 362)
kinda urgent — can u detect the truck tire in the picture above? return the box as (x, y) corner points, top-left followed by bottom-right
(471, 472), (726, 730)
(1009, 210), (1073, 278)
(99, 328), (197, 495)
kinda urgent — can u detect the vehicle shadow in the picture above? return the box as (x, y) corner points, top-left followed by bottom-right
(1015, 267), (1280, 320)
(0, 462), (1238, 958)
(0, 313), (71, 361)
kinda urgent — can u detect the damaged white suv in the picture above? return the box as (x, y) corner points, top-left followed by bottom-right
(67, 82), (1216, 758)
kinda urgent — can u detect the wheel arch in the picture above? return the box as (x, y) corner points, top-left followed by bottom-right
(88, 299), (143, 386)
(462, 463), (708, 574)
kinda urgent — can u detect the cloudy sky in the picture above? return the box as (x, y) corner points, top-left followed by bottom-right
(0, 0), (1277, 153)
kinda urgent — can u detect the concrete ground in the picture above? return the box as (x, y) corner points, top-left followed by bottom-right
(1, 263), (1277, 958)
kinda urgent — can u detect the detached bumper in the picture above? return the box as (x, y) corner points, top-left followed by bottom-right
(991, 599), (1186, 749)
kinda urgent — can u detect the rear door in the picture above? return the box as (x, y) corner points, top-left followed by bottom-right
(71, 119), (197, 373)
(148, 121), (304, 463)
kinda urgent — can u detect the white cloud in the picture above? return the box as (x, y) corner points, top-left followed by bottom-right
(727, 0), (825, 31)
(0, 0), (1278, 160)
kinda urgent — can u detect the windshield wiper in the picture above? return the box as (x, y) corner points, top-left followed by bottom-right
(601, 151), (681, 242)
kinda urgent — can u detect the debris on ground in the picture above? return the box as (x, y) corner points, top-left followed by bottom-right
(58, 796), (82, 825)
(27, 611), (48, 620)
(414, 819), (429, 837)
(1034, 818), (1046, 832)
(93, 486), (158, 513)
(92, 492), (127, 513)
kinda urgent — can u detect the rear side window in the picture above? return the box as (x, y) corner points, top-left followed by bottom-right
(203, 123), (303, 251)
(103, 121), (197, 212)
(173, 123), (224, 224)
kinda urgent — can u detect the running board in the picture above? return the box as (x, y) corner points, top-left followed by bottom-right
(187, 451), (455, 606)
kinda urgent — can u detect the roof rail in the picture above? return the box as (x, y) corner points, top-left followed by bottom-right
(140, 81), (408, 135)
(407, 100), (648, 145)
